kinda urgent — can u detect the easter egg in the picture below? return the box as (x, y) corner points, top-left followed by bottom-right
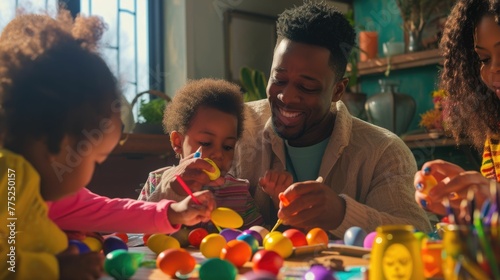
(306, 228), (329, 246)
(252, 249), (284, 276)
(156, 248), (196, 277)
(200, 234), (227, 258)
(188, 228), (209, 248)
(199, 258), (237, 280)
(283, 229), (308, 247)
(82, 236), (103, 252)
(147, 234), (180, 254)
(237, 234), (259, 254)
(419, 174), (438, 195)
(249, 225), (269, 241)
(104, 249), (144, 279)
(211, 207), (243, 229)
(112, 232), (129, 243)
(363, 232), (377, 249)
(103, 236), (128, 255)
(220, 239), (252, 267)
(68, 239), (90, 254)
(202, 158), (221, 180)
(304, 264), (336, 280)
(143, 233), (152, 245)
(263, 231), (283, 246)
(344, 226), (367, 247)
(263, 232), (293, 259)
(170, 227), (191, 247)
(241, 229), (263, 246)
(220, 228), (242, 242)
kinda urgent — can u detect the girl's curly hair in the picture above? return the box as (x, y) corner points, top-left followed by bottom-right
(0, 9), (120, 154)
(164, 78), (244, 138)
(440, 0), (500, 149)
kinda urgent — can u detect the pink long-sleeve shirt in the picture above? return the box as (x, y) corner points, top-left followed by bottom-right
(48, 188), (180, 234)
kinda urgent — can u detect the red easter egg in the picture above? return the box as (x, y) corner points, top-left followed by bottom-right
(143, 233), (152, 244)
(252, 249), (284, 275)
(112, 232), (129, 243)
(188, 228), (209, 248)
(283, 229), (308, 247)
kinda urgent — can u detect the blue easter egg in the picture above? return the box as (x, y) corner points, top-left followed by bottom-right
(68, 239), (90, 254)
(343, 226), (367, 247)
(103, 236), (128, 255)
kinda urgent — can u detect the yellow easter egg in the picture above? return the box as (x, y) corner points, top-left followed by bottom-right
(211, 207), (243, 229)
(147, 234), (180, 254)
(200, 233), (227, 258)
(203, 158), (221, 180)
(264, 232), (293, 259)
(82, 236), (102, 252)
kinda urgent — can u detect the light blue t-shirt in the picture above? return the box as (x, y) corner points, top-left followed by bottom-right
(285, 137), (330, 182)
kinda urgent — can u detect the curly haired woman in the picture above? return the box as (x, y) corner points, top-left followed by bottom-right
(415, 0), (500, 215)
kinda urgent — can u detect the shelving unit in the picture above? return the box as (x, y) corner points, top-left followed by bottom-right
(357, 48), (442, 76)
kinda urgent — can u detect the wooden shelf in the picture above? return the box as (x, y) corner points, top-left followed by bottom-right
(358, 48), (442, 76)
(112, 133), (173, 156)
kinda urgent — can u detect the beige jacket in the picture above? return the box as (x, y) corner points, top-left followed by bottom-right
(231, 99), (432, 237)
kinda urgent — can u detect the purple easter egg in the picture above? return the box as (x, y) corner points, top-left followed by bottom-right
(103, 236), (128, 255)
(303, 265), (336, 280)
(241, 229), (263, 246)
(220, 228), (242, 242)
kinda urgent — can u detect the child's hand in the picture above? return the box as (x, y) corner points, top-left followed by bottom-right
(57, 245), (104, 280)
(259, 170), (293, 207)
(171, 154), (225, 195)
(168, 190), (216, 226)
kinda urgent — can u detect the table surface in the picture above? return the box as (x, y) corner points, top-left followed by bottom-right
(99, 236), (371, 280)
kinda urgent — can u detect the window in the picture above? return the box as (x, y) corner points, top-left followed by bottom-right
(0, 0), (164, 118)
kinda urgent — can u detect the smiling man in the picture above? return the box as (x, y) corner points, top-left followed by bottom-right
(231, 1), (432, 237)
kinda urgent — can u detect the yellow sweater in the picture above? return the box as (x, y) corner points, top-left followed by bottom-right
(0, 149), (67, 279)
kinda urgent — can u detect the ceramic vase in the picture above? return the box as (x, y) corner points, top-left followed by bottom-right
(364, 80), (416, 135)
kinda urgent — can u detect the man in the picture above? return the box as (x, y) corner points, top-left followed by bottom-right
(231, 2), (431, 237)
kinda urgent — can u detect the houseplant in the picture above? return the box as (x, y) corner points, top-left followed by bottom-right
(395, 0), (455, 52)
(132, 90), (170, 134)
(240, 66), (267, 102)
(341, 9), (367, 120)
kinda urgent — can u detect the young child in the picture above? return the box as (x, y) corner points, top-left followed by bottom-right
(0, 11), (214, 279)
(414, 0), (500, 215)
(138, 78), (264, 230)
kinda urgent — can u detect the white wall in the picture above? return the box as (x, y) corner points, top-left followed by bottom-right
(164, 0), (350, 96)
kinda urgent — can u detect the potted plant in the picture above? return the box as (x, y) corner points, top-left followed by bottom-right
(395, 0), (455, 52)
(341, 9), (367, 120)
(132, 90), (170, 134)
(240, 66), (267, 102)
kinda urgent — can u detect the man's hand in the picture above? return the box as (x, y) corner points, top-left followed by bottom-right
(278, 179), (346, 231)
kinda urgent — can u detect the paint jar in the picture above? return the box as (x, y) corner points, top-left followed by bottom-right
(369, 224), (424, 280)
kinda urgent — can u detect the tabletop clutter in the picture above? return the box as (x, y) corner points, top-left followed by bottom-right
(70, 176), (500, 279)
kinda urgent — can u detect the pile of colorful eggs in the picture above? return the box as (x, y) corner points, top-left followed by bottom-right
(145, 225), (331, 279)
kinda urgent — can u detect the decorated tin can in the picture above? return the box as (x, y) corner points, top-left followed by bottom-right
(369, 225), (424, 280)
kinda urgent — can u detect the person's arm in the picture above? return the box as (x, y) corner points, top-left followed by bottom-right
(331, 139), (432, 237)
(49, 188), (180, 234)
